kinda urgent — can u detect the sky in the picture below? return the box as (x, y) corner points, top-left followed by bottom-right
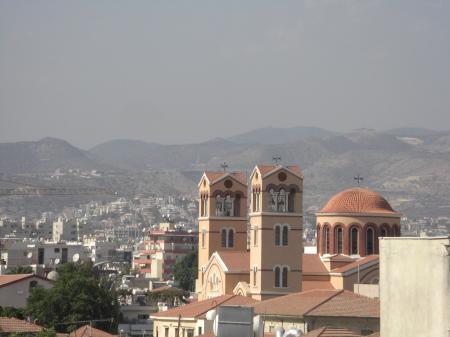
(1, 0), (449, 149)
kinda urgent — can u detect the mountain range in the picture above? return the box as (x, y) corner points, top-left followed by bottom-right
(1, 127), (450, 218)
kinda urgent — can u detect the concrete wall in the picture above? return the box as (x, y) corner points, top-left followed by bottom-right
(380, 236), (450, 337)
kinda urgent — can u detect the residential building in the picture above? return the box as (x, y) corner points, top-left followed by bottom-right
(0, 274), (53, 308)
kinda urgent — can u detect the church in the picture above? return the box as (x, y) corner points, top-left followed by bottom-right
(195, 163), (401, 300)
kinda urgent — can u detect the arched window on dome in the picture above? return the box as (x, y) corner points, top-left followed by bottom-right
(366, 227), (375, 255)
(350, 227), (359, 255)
(323, 226), (330, 254)
(335, 227), (343, 254)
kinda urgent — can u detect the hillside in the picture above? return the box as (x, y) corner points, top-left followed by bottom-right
(1, 128), (450, 217)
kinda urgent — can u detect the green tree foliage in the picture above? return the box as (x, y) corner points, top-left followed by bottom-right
(0, 306), (25, 319)
(6, 265), (33, 274)
(26, 261), (119, 333)
(174, 251), (197, 291)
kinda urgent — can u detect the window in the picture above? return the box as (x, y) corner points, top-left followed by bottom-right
(234, 195), (241, 216)
(322, 226), (330, 254)
(221, 228), (235, 248)
(54, 248), (60, 253)
(269, 189), (277, 211)
(228, 229), (234, 248)
(198, 327), (202, 335)
(366, 228), (375, 255)
(201, 229), (206, 249)
(336, 227), (343, 254)
(164, 327), (169, 337)
(221, 229), (227, 248)
(275, 225), (281, 246)
(277, 189), (286, 212)
(253, 226), (258, 246)
(282, 226), (288, 246)
(350, 227), (359, 255)
(380, 227), (388, 237)
(253, 265), (257, 286)
(275, 225), (289, 246)
(274, 266), (280, 287)
(186, 329), (194, 337)
(282, 266), (288, 288)
(216, 195), (223, 215)
(288, 188), (296, 212)
(224, 195), (233, 216)
(274, 265), (289, 288)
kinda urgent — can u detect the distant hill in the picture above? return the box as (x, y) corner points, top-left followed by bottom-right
(0, 137), (106, 174)
(228, 126), (337, 144)
(1, 127), (450, 217)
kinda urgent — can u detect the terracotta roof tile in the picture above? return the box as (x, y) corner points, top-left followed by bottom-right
(69, 325), (117, 337)
(217, 251), (250, 272)
(303, 327), (363, 337)
(249, 289), (340, 316)
(151, 295), (257, 319)
(0, 317), (43, 333)
(302, 280), (335, 292)
(0, 274), (34, 287)
(306, 291), (379, 318)
(331, 255), (379, 274)
(318, 188), (399, 215)
(204, 171), (246, 185)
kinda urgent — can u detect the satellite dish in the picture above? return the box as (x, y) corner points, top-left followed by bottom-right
(27, 252), (33, 259)
(206, 309), (217, 321)
(72, 253), (80, 263)
(54, 258), (60, 265)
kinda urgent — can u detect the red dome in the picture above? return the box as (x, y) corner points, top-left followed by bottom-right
(318, 188), (399, 215)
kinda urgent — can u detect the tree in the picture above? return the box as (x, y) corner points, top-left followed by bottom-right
(0, 306), (25, 319)
(6, 265), (33, 274)
(26, 261), (119, 333)
(174, 251), (197, 291)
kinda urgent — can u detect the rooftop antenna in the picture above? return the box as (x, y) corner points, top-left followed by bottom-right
(220, 162), (229, 172)
(354, 174), (363, 186)
(272, 155), (282, 165)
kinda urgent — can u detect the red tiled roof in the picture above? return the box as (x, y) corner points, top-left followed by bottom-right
(69, 325), (117, 337)
(0, 317), (43, 333)
(249, 290), (379, 319)
(204, 171), (246, 185)
(302, 254), (329, 274)
(302, 280), (335, 292)
(217, 251), (250, 272)
(331, 255), (379, 274)
(255, 165), (302, 177)
(303, 327), (363, 337)
(318, 188), (399, 215)
(306, 291), (379, 318)
(250, 289), (340, 316)
(151, 295), (257, 319)
(0, 274), (34, 287)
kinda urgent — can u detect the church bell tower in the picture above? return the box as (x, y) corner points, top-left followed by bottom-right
(196, 170), (248, 299)
(249, 164), (303, 301)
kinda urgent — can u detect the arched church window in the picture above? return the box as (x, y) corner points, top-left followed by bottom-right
(278, 189), (286, 212)
(366, 227), (375, 255)
(254, 226), (258, 246)
(380, 227), (388, 237)
(274, 266), (281, 288)
(336, 227), (343, 254)
(275, 225), (281, 246)
(269, 189), (277, 212)
(288, 188), (296, 212)
(234, 195), (241, 217)
(281, 266), (288, 288)
(228, 229), (234, 248)
(350, 227), (359, 255)
(201, 229), (206, 248)
(323, 226), (330, 254)
(216, 195), (223, 216)
(282, 225), (288, 246)
(224, 195), (233, 216)
(252, 190), (256, 212)
(221, 229), (227, 248)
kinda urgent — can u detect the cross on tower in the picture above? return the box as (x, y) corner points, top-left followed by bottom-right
(272, 155), (282, 165)
(220, 162), (229, 172)
(354, 174), (364, 186)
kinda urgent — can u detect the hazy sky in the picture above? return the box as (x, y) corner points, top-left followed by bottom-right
(1, 0), (449, 149)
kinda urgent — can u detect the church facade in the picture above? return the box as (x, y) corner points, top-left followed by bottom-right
(195, 164), (401, 301)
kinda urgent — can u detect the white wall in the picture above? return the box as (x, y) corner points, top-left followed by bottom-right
(380, 237), (450, 337)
